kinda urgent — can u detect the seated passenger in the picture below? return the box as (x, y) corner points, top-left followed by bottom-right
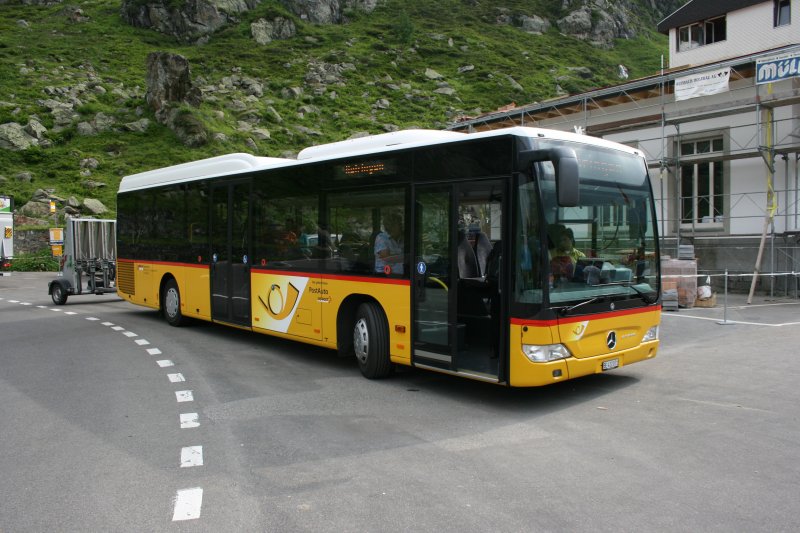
(374, 208), (404, 275)
(549, 226), (585, 282)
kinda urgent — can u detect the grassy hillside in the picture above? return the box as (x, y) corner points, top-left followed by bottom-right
(0, 0), (670, 219)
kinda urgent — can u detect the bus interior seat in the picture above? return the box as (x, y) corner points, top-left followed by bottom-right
(475, 231), (492, 277)
(457, 230), (480, 279)
(457, 230), (489, 318)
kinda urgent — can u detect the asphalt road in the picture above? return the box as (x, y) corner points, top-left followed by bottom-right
(1, 272), (799, 532)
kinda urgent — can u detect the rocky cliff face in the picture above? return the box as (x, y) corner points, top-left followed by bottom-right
(120, 0), (263, 42)
(121, 0), (382, 41)
(545, 0), (684, 48)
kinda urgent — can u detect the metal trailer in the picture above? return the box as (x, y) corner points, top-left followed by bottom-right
(48, 218), (117, 305)
(0, 195), (12, 275)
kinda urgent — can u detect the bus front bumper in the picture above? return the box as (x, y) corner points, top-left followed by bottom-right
(509, 340), (658, 387)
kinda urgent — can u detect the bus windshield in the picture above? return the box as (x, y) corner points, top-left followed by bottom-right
(515, 142), (659, 308)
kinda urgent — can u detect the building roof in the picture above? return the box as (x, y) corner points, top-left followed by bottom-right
(657, 0), (763, 33)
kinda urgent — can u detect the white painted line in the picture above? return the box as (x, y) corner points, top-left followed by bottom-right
(20, 302), (31, 306)
(50, 308), (61, 312)
(175, 390), (194, 402)
(157, 360), (174, 367)
(123, 331), (138, 337)
(8, 300), (18, 303)
(168, 373), (186, 383)
(111, 326), (124, 331)
(37, 305), (48, 309)
(101, 322), (114, 326)
(180, 413), (200, 429)
(663, 313), (800, 327)
(86, 317), (100, 321)
(146, 348), (162, 355)
(172, 487), (203, 521)
(64, 311), (77, 315)
(180, 446), (203, 467)
(135, 339), (150, 346)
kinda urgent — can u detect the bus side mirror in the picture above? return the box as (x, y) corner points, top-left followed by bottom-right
(519, 147), (580, 207)
(552, 148), (579, 207)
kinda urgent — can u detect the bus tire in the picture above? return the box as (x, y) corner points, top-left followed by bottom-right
(163, 279), (187, 327)
(51, 282), (68, 305)
(353, 302), (393, 379)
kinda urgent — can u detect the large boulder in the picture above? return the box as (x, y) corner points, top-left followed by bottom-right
(519, 15), (550, 35)
(145, 52), (201, 117)
(81, 198), (108, 215)
(556, 2), (637, 48)
(281, 0), (341, 24)
(0, 123), (38, 151)
(251, 16), (296, 44)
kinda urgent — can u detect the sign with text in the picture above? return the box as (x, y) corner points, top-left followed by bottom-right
(674, 68), (730, 101)
(756, 51), (800, 85)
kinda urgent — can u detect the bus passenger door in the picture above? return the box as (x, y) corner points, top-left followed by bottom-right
(413, 181), (504, 380)
(210, 180), (252, 326)
(412, 186), (454, 370)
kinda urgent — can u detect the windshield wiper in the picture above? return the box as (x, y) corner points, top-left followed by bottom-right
(597, 281), (657, 305)
(560, 295), (608, 316)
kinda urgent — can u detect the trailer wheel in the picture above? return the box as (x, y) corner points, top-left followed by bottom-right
(353, 302), (393, 379)
(163, 279), (187, 327)
(51, 283), (68, 305)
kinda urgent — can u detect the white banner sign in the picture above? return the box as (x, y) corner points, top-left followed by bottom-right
(674, 68), (730, 101)
(756, 51), (800, 85)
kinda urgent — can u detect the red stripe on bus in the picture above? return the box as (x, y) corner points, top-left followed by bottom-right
(117, 258), (209, 270)
(253, 269), (411, 286)
(511, 305), (661, 327)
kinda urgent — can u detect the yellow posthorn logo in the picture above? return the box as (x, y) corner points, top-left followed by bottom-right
(260, 282), (300, 320)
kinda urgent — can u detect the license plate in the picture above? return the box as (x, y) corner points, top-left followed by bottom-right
(602, 358), (619, 371)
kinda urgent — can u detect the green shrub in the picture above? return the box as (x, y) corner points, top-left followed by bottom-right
(9, 249), (60, 272)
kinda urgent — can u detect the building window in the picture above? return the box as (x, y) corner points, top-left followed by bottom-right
(680, 138), (725, 226)
(677, 16), (726, 51)
(775, 0), (791, 26)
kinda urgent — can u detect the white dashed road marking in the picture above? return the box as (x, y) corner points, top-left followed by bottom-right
(180, 413), (200, 429)
(180, 446), (203, 467)
(5, 299), (206, 522)
(176, 390), (194, 402)
(172, 488), (203, 521)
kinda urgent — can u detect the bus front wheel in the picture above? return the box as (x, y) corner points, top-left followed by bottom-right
(163, 279), (187, 327)
(353, 302), (393, 379)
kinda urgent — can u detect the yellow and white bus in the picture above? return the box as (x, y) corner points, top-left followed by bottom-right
(116, 127), (661, 387)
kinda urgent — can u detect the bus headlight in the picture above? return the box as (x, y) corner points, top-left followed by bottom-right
(522, 343), (572, 363)
(642, 326), (659, 343)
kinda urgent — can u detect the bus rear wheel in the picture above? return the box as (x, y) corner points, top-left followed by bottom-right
(163, 279), (187, 327)
(353, 302), (393, 379)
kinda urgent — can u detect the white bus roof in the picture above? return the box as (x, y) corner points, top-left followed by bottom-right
(118, 127), (643, 193)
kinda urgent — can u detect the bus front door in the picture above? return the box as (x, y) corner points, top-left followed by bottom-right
(412, 181), (504, 381)
(210, 180), (251, 326)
